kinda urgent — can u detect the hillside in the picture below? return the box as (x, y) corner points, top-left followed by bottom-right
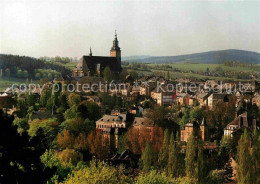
(124, 49), (260, 64)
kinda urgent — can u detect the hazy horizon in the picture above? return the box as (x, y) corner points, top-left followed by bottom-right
(0, 0), (259, 58)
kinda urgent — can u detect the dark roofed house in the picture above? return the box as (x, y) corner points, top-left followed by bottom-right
(30, 111), (58, 122)
(224, 112), (258, 141)
(73, 32), (122, 78)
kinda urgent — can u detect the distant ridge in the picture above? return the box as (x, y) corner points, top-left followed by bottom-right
(124, 49), (260, 64)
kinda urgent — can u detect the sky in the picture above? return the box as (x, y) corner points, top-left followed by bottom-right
(0, 0), (259, 58)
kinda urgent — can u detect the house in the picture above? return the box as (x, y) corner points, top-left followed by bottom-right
(207, 93), (229, 110)
(29, 111), (59, 122)
(196, 93), (210, 107)
(140, 82), (156, 97)
(108, 150), (139, 168)
(224, 112), (258, 138)
(96, 114), (127, 148)
(150, 85), (176, 106)
(132, 117), (155, 140)
(181, 118), (206, 142)
(177, 93), (190, 106)
(96, 114), (126, 130)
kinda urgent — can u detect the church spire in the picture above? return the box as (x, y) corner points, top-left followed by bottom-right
(89, 47), (92, 56)
(110, 30), (121, 65)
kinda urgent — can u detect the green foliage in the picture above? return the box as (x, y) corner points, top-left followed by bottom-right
(190, 107), (204, 122)
(0, 54), (71, 79)
(140, 141), (156, 172)
(62, 160), (132, 184)
(13, 117), (28, 134)
(28, 118), (59, 146)
(59, 118), (94, 137)
(135, 170), (197, 184)
(251, 130), (260, 183)
(185, 133), (196, 178)
(135, 170), (173, 184)
(206, 169), (225, 184)
(158, 129), (169, 169)
(64, 105), (81, 120)
(68, 93), (81, 107)
(197, 139), (207, 183)
(179, 109), (190, 126)
(41, 149), (72, 183)
(218, 135), (237, 162)
(167, 133), (182, 178)
(237, 130), (253, 184)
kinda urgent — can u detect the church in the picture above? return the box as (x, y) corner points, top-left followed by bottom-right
(73, 32), (122, 77)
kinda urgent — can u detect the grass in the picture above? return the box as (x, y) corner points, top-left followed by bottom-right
(0, 77), (28, 91)
(125, 63), (259, 81)
(147, 63), (259, 73)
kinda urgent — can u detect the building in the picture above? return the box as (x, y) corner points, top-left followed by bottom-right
(207, 93), (229, 110)
(150, 85), (176, 106)
(181, 119), (206, 142)
(132, 117), (155, 140)
(196, 93), (210, 107)
(224, 112), (258, 138)
(96, 114), (127, 148)
(177, 93), (190, 106)
(73, 31), (122, 77)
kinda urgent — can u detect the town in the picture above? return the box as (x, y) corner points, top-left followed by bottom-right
(0, 32), (259, 184)
(1, 0), (260, 183)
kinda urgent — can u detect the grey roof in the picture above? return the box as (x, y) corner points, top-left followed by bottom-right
(133, 117), (154, 127)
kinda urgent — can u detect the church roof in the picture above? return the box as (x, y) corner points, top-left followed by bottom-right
(82, 56), (121, 73)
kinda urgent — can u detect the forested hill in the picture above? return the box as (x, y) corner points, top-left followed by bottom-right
(124, 49), (260, 64)
(0, 54), (72, 79)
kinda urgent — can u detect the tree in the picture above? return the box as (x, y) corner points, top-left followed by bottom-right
(68, 93), (81, 107)
(75, 133), (88, 150)
(87, 130), (107, 160)
(185, 133), (196, 178)
(190, 107), (204, 122)
(158, 129), (169, 169)
(126, 126), (164, 155)
(251, 130), (260, 184)
(197, 139), (207, 183)
(12, 117), (29, 135)
(62, 160), (132, 184)
(58, 149), (80, 166)
(179, 109), (190, 126)
(103, 66), (113, 81)
(28, 118), (59, 146)
(59, 118), (91, 137)
(40, 149), (72, 183)
(78, 101), (101, 121)
(236, 129), (253, 184)
(40, 89), (52, 107)
(57, 130), (75, 149)
(167, 133), (182, 178)
(5, 68), (10, 77)
(140, 141), (155, 172)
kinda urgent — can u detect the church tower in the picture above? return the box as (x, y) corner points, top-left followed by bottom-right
(110, 30), (121, 66)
